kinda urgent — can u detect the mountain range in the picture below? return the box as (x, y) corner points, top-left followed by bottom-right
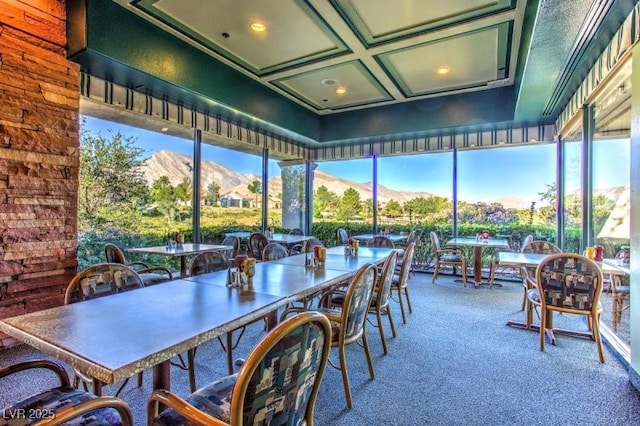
(142, 150), (540, 208)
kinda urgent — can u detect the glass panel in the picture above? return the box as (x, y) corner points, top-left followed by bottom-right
(277, 162), (306, 233)
(592, 63), (631, 349)
(79, 115), (193, 272)
(562, 136), (582, 253)
(457, 144), (557, 245)
(199, 142), (263, 242)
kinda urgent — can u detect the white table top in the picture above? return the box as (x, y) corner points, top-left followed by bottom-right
(127, 243), (233, 256)
(447, 237), (510, 249)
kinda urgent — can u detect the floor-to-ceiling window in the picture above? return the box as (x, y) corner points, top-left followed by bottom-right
(276, 161), (306, 232)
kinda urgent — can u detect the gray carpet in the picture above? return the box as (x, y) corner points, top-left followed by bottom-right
(1, 273), (639, 425)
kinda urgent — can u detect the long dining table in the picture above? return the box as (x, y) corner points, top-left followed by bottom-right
(127, 243), (234, 278)
(446, 237), (510, 288)
(0, 247), (393, 396)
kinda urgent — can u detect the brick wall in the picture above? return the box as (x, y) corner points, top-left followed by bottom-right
(0, 0), (79, 348)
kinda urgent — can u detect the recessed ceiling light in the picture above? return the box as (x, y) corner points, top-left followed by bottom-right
(161, 127), (169, 132)
(320, 78), (337, 86)
(251, 21), (266, 32)
(335, 86), (346, 95)
(437, 66), (450, 75)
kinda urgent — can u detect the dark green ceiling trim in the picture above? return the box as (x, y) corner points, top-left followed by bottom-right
(330, 0), (516, 48)
(319, 86), (522, 142)
(513, 0), (540, 101)
(70, 0), (321, 140)
(375, 22), (512, 98)
(129, 0), (351, 76)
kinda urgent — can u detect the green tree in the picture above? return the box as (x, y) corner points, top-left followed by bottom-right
(174, 177), (192, 205)
(78, 119), (149, 233)
(206, 181), (220, 206)
(313, 185), (338, 218)
(336, 187), (362, 221)
(248, 179), (262, 206)
(405, 195), (451, 222)
(383, 200), (403, 218)
(150, 176), (177, 222)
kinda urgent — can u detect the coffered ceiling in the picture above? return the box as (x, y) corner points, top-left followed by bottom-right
(117, 0), (521, 114)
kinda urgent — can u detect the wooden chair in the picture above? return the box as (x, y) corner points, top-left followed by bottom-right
(288, 228), (305, 254)
(281, 263), (377, 409)
(526, 253), (605, 363)
(367, 235), (395, 248)
(289, 227), (304, 235)
(337, 227), (349, 245)
(391, 243), (416, 324)
(302, 237), (324, 253)
(148, 312), (332, 425)
(262, 242), (289, 261)
(248, 232), (269, 261)
(104, 243), (173, 285)
(520, 240), (562, 312)
(188, 251), (229, 276)
(430, 231), (467, 286)
(488, 234), (533, 287)
(220, 235), (240, 259)
(1, 359), (133, 426)
(65, 263), (147, 396)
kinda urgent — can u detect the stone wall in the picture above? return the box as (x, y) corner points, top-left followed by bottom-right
(0, 0), (79, 348)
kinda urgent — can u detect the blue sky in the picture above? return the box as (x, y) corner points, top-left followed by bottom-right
(83, 116), (629, 203)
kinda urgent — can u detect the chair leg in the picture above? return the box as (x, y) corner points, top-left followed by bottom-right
(376, 310), (388, 355)
(592, 313), (605, 363)
(489, 260), (496, 287)
(539, 308), (546, 352)
(403, 287), (413, 314)
(396, 287), (407, 324)
(361, 330), (375, 380)
(387, 304), (397, 338)
(432, 261), (440, 283)
(461, 262), (467, 286)
(338, 346), (353, 409)
(521, 286), (527, 311)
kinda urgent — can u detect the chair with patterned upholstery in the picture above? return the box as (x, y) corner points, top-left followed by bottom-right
(488, 234), (533, 287)
(367, 235), (395, 248)
(220, 235), (240, 260)
(302, 237), (324, 253)
(104, 243), (173, 286)
(390, 243), (416, 324)
(188, 251), (229, 276)
(148, 311), (332, 426)
(1, 359), (133, 426)
(337, 227), (349, 245)
(526, 253), (605, 363)
(65, 263), (147, 396)
(262, 242), (289, 261)
(281, 263), (377, 409)
(520, 240), (562, 311)
(248, 232), (269, 261)
(430, 232), (467, 286)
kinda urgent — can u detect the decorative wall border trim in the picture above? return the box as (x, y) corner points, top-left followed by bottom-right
(311, 124), (556, 161)
(79, 73), (313, 160)
(556, 3), (639, 133)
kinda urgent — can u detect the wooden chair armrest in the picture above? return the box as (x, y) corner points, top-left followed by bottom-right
(128, 261), (151, 269)
(52, 396), (134, 426)
(138, 266), (173, 280)
(0, 359), (69, 386)
(148, 389), (227, 426)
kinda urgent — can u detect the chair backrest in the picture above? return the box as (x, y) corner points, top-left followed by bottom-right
(339, 263), (377, 342)
(104, 243), (126, 264)
(429, 231), (441, 252)
(367, 236), (395, 248)
(65, 263), (143, 304)
(396, 243), (415, 289)
(303, 237), (324, 253)
(406, 229), (421, 246)
(522, 240), (562, 255)
(262, 242), (289, 261)
(229, 311), (332, 425)
(337, 228), (349, 245)
(289, 228), (304, 235)
(249, 232), (269, 260)
(519, 234), (534, 253)
(535, 253), (603, 313)
(221, 235), (240, 259)
(375, 250), (399, 310)
(189, 251), (228, 276)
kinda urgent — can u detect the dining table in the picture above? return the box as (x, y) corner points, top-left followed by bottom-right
(0, 279), (282, 395)
(127, 243), (233, 278)
(496, 251), (628, 343)
(350, 233), (408, 245)
(224, 231), (315, 252)
(446, 237), (510, 288)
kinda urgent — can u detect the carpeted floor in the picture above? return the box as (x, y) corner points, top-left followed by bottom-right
(1, 272), (639, 425)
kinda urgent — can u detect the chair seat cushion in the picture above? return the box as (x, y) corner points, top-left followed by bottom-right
(139, 273), (172, 286)
(153, 374), (236, 426)
(441, 254), (463, 262)
(3, 385), (125, 426)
